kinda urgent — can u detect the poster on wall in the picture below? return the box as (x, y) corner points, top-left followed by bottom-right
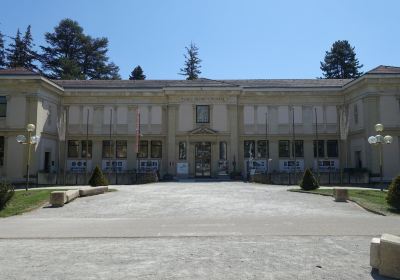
(101, 160), (127, 172)
(243, 160), (267, 174)
(177, 162), (189, 175)
(313, 159), (339, 171)
(67, 160), (92, 173)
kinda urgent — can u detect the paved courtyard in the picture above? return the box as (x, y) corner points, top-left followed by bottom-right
(0, 182), (399, 279)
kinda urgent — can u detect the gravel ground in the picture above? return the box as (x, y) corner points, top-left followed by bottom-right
(1, 182), (399, 279)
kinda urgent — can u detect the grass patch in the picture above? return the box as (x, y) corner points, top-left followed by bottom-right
(289, 188), (400, 216)
(0, 189), (65, 218)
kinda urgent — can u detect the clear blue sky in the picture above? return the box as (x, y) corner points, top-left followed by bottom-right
(1, 0), (399, 79)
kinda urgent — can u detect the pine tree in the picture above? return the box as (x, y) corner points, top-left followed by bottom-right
(40, 18), (120, 80)
(179, 42), (202, 80)
(299, 169), (319, 190)
(320, 40), (363, 79)
(0, 31), (6, 68)
(6, 26), (39, 70)
(387, 174), (400, 210)
(129, 65), (146, 80)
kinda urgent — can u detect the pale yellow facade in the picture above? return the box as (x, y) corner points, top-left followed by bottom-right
(0, 66), (399, 183)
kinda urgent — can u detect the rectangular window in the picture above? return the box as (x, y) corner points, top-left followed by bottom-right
(138, 140), (148, 158)
(102, 140), (115, 158)
(292, 140), (304, 157)
(354, 104), (358, 124)
(179, 142), (187, 160)
(0, 136), (4, 166)
(151, 140), (162, 158)
(279, 140), (290, 158)
(257, 140), (268, 158)
(0, 97), (6, 117)
(327, 140), (339, 157)
(196, 105), (209, 123)
(116, 140), (127, 158)
(244, 140), (255, 158)
(219, 142), (227, 160)
(81, 140), (92, 158)
(68, 140), (80, 158)
(313, 140), (325, 158)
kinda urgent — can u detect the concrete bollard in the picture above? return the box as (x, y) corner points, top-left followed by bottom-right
(333, 188), (348, 202)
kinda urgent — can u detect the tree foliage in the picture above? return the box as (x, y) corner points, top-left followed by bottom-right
(6, 26), (39, 70)
(0, 31), (6, 68)
(0, 182), (15, 210)
(299, 169), (319, 191)
(179, 42), (202, 80)
(40, 18), (120, 80)
(320, 40), (363, 79)
(387, 174), (400, 210)
(129, 65), (146, 80)
(88, 166), (109, 187)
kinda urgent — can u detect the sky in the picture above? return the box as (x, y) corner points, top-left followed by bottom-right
(1, 0), (399, 80)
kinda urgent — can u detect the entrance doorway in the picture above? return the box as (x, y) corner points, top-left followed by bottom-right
(195, 142), (211, 177)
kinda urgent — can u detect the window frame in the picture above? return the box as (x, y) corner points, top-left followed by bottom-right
(0, 136), (4, 166)
(0, 96), (6, 117)
(327, 140), (339, 158)
(257, 140), (269, 159)
(138, 140), (148, 158)
(178, 142), (187, 160)
(313, 140), (325, 158)
(279, 140), (290, 158)
(219, 141), (227, 161)
(196, 105), (210, 123)
(102, 140), (115, 159)
(244, 140), (255, 158)
(150, 140), (162, 158)
(68, 140), (80, 158)
(292, 140), (304, 158)
(81, 140), (92, 159)
(116, 140), (128, 159)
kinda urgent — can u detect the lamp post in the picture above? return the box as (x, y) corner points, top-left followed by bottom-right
(367, 123), (393, 191)
(16, 124), (39, 191)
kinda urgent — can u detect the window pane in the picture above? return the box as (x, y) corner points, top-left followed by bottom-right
(151, 140), (162, 158)
(102, 140), (114, 158)
(68, 140), (80, 158)
(138, 140), (148, 158)
(0, 136), (4, 166)
(0, 97), (6, 117)
(196, 105), (209, 123)
(179, 142), (187, 160)
(292, 140), (304, 157)
(81, 140), (92, 158)
(244, 140), (255, 158)
(279, 140), (290, 157)
(219, 142), (227, 160)
(313, 140), (325, 157)
(257, 140), (268, 158)
(327, 140), (338, 157)
(116, 140), (127, 158)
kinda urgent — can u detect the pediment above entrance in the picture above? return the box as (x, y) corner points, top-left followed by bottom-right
(189, 127), (218, 135)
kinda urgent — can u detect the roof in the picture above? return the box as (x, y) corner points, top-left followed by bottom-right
(0, 67), (40, 76)
(366, 65), (400, 75)
(54, 78), (351, 90)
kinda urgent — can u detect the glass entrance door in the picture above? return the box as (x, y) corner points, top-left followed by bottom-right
(195, 142), (211, 177)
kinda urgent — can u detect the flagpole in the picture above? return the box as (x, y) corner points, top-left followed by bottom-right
(292, 107), (296, 184)
(109, 109), (112, 176)
(315, 107), (320, 182)
(85, 108), (89, 184)
(136, 108), (140, 172)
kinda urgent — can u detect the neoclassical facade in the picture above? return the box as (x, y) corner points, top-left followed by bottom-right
(0, 66), (399, 183)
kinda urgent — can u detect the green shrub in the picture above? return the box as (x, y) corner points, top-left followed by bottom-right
(0, 182), (15, 210)
(88, 166), (109, 187)
(387, 174), (400, 210)
(299, 169), (319, 190)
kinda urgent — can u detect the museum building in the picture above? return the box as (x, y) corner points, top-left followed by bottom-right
(0, 66), (399, 183)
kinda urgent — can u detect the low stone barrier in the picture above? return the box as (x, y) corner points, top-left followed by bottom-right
(333, 188), (348, 202)
(370, 234), (400, 279)
(79, 186), (108, 197)
(50, 190), (79, 207)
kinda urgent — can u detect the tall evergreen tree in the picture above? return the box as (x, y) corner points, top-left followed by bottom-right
(6, 26), (39, 70)
(129, 65), (146, 80)
(0, 30), (6, 68)
(40, 18), (120, 80)
(320, 40), (363, 79)
(179, 42), (202, 80)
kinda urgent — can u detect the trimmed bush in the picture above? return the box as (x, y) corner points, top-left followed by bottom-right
(386, 174), (400, 210)
(88, 166), (109, 187)
(300, 168), (319, 190)
(0, 182), (15, 210)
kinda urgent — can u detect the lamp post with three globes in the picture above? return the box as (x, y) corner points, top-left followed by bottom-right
(16, 124), (39, 191)
(367, 123), (393, 191)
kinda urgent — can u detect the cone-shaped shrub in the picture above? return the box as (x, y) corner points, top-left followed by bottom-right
(88, 166), (109, 187)
(299, 168), (319, 190)
(386, 174), (400, 210)
(0, 182), (15, 210)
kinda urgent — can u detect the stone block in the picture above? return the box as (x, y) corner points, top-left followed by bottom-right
(333, 188), (348, 202)
(370, 237), (381, 269)
(379, 234), (400, 279)
(79, 186), (108, 197)
(65, 190), (80, 203)
(50, 191), (67, 207)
